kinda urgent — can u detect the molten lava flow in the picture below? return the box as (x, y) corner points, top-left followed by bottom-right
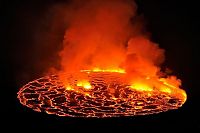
(130, 83), (153, 92)
(17, 71), (186, 118)
(80, 68), (126, 74)
(76, 80), (92, 89)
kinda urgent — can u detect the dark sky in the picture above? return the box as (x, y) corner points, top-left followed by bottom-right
(1, 0), (200, 131)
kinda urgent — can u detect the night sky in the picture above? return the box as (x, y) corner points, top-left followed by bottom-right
(1, 0), (199, 131)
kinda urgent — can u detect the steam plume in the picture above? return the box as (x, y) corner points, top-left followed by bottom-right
(50, 0), (180, 87)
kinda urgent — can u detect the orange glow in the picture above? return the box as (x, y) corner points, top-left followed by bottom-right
(159, 87), (172, 94)
(77, 80), (92, 89)
(65, 85), (73, 90)
(18, 72), (187, 117)
(130, 83), (153, 92)
(55, 0), (187, 109)
(181, 90), (187, 102)
(159, 78), (178, 89)
(80, 68), (125, 73)
(17, 0), (187, 118)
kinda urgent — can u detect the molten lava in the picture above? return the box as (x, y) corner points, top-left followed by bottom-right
(81, 68), (126, 74)
(17, 0), (187, 117)
(17, 70), (186, 118)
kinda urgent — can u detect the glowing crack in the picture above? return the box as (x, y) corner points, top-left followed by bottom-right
(17, 72), (186, 118)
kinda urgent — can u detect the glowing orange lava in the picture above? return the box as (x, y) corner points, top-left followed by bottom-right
(76, 80), (92, 89)
(80, 68), (126, 74)
(17, 70), (186, 118)
(17, 0), (187, 118)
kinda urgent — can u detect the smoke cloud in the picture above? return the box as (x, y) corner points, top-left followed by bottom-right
(40, 0), (181, 88)
(57, 0), (164, 78)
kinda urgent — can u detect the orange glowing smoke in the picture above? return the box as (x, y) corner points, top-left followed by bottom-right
(17, 0), (187, 117)
(57, 0), (186, 102)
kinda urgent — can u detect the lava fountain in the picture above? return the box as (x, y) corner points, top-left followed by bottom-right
(17, 0), (187, 118)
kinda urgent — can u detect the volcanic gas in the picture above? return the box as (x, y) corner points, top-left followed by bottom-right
(17, 0), (187, 118)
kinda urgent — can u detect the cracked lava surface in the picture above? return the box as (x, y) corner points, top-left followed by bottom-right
(17, 72), (186, 118)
